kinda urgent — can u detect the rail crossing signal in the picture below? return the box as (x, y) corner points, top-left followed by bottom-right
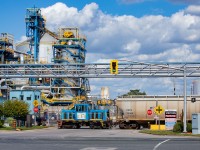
(110, 60), (118, 74)
(154, 105), (164, 115)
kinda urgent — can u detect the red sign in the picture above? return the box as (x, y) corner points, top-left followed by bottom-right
(147, 109), (152, 115)
(33, 107), (38, 112)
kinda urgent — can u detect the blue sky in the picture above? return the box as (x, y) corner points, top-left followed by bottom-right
(1, 0), (200, 97)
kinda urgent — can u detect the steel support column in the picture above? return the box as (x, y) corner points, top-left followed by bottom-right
(183, 66), (187, 133)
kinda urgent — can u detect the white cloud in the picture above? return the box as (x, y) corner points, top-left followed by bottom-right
(41, 2), (100, 31)
(41, 3), (200, 98)
(16, 35), (27, 43)
(185, 5), (200, 16)
(195, 44), (200, 51)
(123, 40), (141, 53)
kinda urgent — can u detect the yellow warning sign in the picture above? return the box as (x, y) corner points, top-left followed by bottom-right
(33, 100), (39, 107)
(154, 105), (164, 115)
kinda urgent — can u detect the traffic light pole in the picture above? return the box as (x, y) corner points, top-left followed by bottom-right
(183, 66), (187, 133)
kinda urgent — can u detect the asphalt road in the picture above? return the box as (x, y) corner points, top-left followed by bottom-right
(0, 127), (200, 150)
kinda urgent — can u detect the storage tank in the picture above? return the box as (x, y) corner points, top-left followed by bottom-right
(39, 33), (57, 64)
(192, 80), (200, 95)
(101, 87), (109, 99)
(16, 41), (30, 54)
(16, 33), (57, 64)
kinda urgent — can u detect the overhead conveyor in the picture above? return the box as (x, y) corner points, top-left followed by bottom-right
(0, 62), (200, 78)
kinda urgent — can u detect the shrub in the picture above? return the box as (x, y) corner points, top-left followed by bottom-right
(5, 117), (14, 126)
(187, 123), (192, 132)
(3, 100), (29, 119)
(173, 122), (192, 133)
(173, 122), (183, 132)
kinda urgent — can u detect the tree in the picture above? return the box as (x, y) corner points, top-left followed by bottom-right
(3, 100), (29, 119)
(0, 104), (3, 117)
(122, 89), (146, 96)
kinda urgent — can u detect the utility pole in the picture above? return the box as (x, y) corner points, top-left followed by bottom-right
(183, 66), (187, 133)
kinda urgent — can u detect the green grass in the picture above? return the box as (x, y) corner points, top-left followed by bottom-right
(139, 130), (200, 137)
(0, 127), (13, 130)
(0, 126), (48, 131)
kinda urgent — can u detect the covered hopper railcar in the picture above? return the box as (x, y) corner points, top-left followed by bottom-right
(116, 95), (200, 129)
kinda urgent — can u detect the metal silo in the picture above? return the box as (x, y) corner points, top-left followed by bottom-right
(192, 80), (200, 95)
(101, 87), (110, 99)
(39, 33), (57, 64)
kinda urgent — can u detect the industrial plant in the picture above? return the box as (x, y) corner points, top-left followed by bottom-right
(1, 6), (200, 131)
(0, 7), (91, 123)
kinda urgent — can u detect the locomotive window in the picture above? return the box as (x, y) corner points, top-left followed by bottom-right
(82, 106), (85, 111)
(107, 111), (110, 117)
(76, 106), (86, 112)
(76, 106), (80, 111)
(69, 113), (73, 119)
(96, 113), (98, 119)
(64, 112), (67, 119)
(92, 113), (95, 119)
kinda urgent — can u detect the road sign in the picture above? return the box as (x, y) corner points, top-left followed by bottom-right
(154, 105), (164, 115)
(165, 110), (177, 130)
(33, 100), (39, 107)
(147, 109), (152, 115)
(33, 107), (38, 113)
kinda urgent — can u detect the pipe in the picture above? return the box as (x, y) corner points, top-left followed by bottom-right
(21, 86), (51, 90)
(0, 79), (13, 85)
(20, 78), (82, 90)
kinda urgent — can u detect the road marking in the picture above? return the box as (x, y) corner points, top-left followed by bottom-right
(80, 147), (117, 150)
(153, 139), (170, 150)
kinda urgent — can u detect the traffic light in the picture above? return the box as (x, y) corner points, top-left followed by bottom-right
(110, 60), (118, 74)
(191, 97), (196, 103)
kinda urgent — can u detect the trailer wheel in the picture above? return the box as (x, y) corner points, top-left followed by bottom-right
(123, 124), (127, 129)
(72, 124), (77, 129)
(90, 125), (94, 129)
(119, 123), (125, 129)
(136, 123), (141, 130)
(76, 124), (81, 129)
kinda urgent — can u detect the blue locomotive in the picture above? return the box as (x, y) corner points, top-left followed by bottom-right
(57, 103), (112, 129)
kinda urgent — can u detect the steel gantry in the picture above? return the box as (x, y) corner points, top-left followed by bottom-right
(0, 62), (200, 78)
